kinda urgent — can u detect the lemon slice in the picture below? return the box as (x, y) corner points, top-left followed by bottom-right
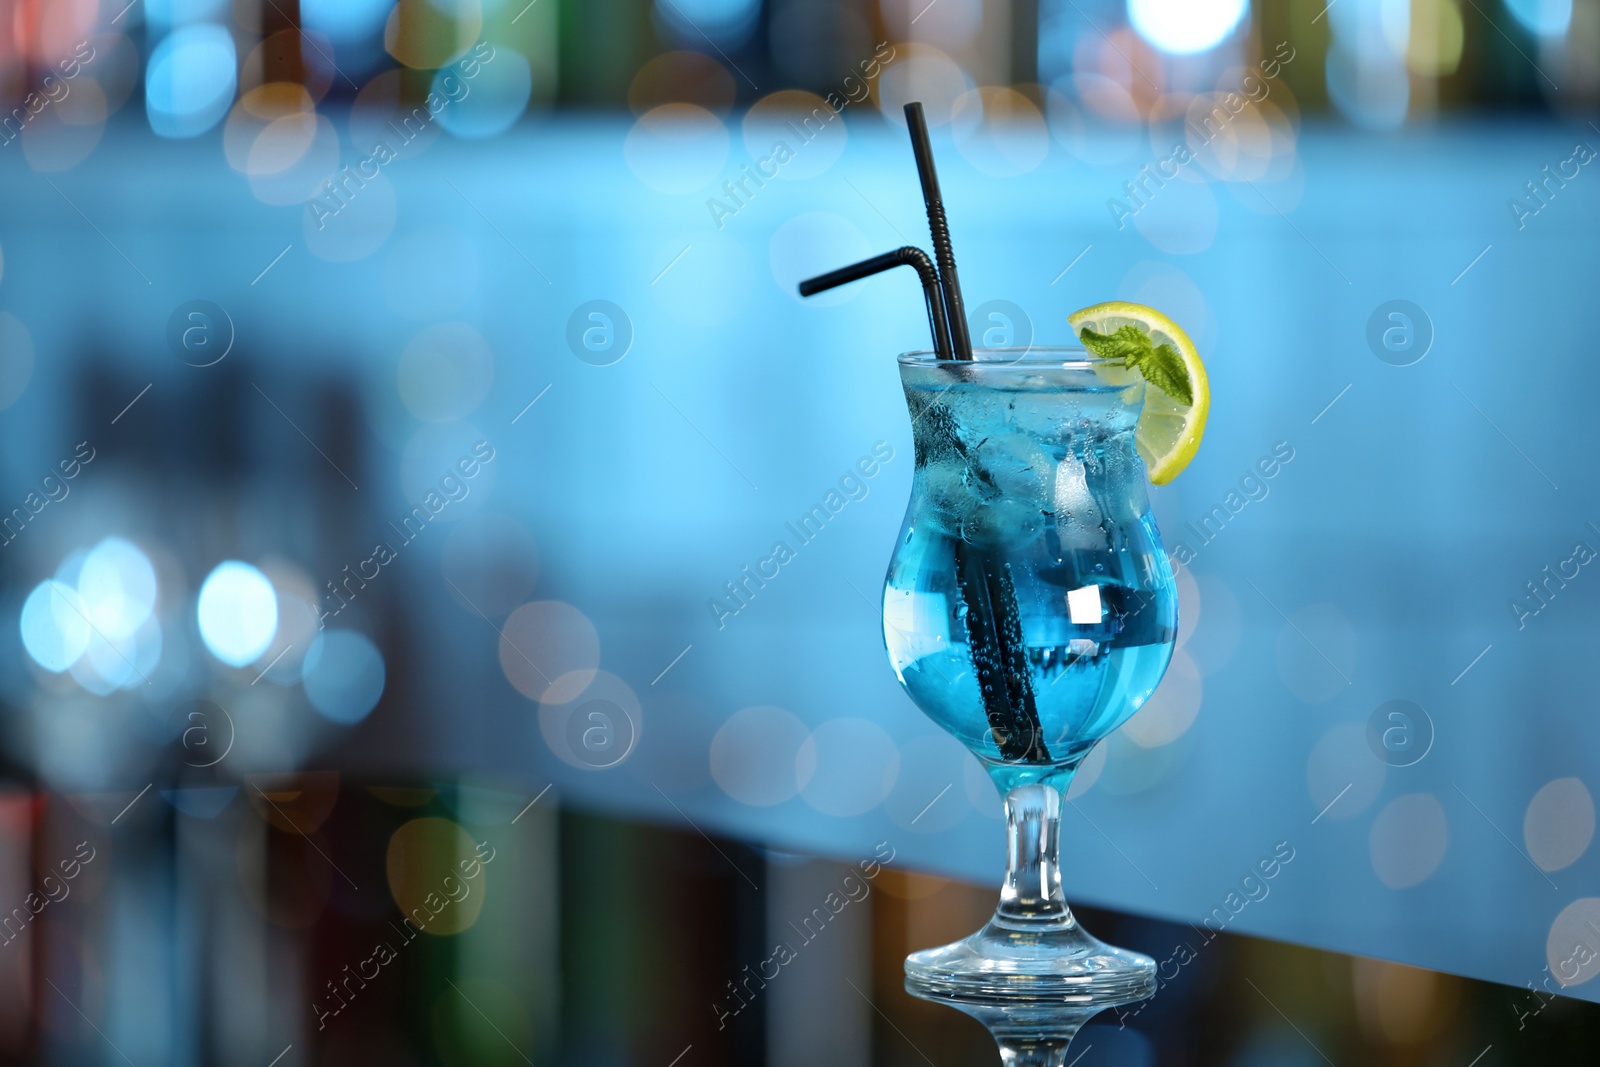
(1069, 301), (1208, 485)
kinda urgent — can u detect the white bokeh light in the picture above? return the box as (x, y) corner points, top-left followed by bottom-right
(197, 561), (278, 667)
(1369, 793), (1448, 889)
(1128, 0), (1249, 55)
(711, 706), (810, 806)
(78, 537), (158, 641)
(1524, 777), (1595, 873)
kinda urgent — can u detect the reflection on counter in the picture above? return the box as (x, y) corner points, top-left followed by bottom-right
(0, 777), (1594, 1065)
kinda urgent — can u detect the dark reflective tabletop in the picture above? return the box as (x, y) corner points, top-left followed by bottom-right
(5, 778), (1595, 1066)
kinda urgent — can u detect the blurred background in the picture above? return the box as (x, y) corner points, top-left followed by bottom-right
(0, 0), (1599, 1063)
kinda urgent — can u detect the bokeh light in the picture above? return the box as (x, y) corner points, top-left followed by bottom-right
(537, 670), (642, 771)
(630, 51), (737, 115)
(742, 90), (848, 180)
(880, 0), (983, 47)
(197, 561), (279, 667)
(20, 84), (107, 172)
(1351, 959), (1448, 1045)
(498, 600), (599, 703)
(654, 0), (761, 47)
(20, 581), (91, 673)
(1128, 0), (1249, 54)
(1047, 76), (1143, 166)
(1120, 649), (1202, 747)
(1369, 793), (1449, 889)
(397, 322), (495, 423)
(1307, 721), (1386, 822)
(351, 68), (445, 164)
(83, 617), (160, 691)
(1066, 741), (1109, 799)
(398, 420), (496, 516)
(302, 630), (386, 724)
(768, 212), (871, 307)
(386, 817), (486, 936)
(1326, 0), (1412, 129)
(711, 706), (810, 806)
(78, 537), (157, 641)
(246, 110), (324, 185)
(434, 48), (533, 140)
(796, 717), (900, 817)
(876, 43), (975, 128)
(1504, 0), (1572, 36)
(962, 751), (1005, 817)
(384, 0), (483, 70)
(1094, 725), (1194, 796)
(145, 24), (238, 138)
(256, 560), (322, 685)
(883, 734), (972, 832)
(951, 87), (1051, 177)
(224, 86), (331, 203)
(239, 31), (335, 105)
(1523, 777), (1595, 872)
(623, 104), (730, 195)
(301, 0), (395, 42)
(1547, 897), (1600, 986)
(1407, 0), (1466, 75)
(302, 168), (398, 261)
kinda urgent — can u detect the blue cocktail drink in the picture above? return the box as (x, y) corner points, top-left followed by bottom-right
(886, 348), (1177, 1002)
(886, 350), (1176, 791)
(794, 98), (1207, 1008)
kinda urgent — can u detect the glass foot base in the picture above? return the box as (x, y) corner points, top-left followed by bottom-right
(905, 915), (1156, 1006)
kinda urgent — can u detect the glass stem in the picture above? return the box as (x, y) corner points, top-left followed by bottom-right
(995, 783), (1074, 928)
(996, 1037), (1076, 1067)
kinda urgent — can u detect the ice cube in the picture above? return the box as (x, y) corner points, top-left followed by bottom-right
(1054, 453), (1106, 550)
(973, 432), (1051, 503)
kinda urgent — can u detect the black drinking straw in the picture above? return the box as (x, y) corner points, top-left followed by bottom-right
(798, 246), (952, 360)
(900, 101), (1048, 763)
(902, 102), (973, 361)
(796, 100), (1048, 764)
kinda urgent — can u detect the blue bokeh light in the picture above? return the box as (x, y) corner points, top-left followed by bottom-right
(196, 561), (278, 667)
(146, 0), (231, 23)
(435, 49), (534, 140)
(653, 0), (761, 47)
(302, 630), (386, 724)
(145, 25), (238, 139)
(20, 581), (91, 673)
(1503, 0), (1572, 36)
(301, 0), (394, 42)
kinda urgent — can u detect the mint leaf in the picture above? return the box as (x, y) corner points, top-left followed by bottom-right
(1078, 324), (1151, 365)
(1078, 324), (1192, 406)
(1140, 342), (1193, 405)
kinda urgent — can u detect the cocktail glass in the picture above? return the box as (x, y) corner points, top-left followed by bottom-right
(886, 347), (1176, 1003)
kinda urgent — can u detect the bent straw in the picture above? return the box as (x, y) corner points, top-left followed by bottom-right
(900, 101), (1048, 762)
(902, 102), (973, 361)
(798, 246), (953, 360)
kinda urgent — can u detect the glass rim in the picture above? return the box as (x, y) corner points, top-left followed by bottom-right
(897, 347), (1122, 369)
